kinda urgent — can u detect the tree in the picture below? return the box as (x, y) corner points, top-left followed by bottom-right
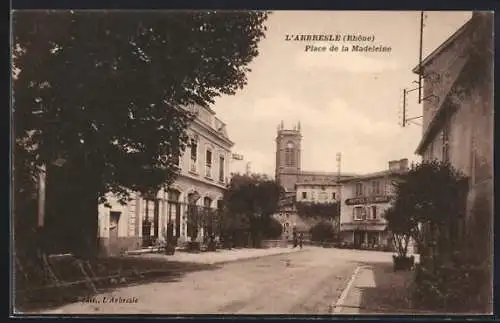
(387, 160), (467, 263)
(309, 221), (336, 244)
(261, 217), (283, 240)
(223, 173), (284, 248)
(384, 205), (411, 258)
(12, 10), (269, 258)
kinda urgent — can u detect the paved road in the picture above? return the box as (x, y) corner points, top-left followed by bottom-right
(36, 248), (397, 315)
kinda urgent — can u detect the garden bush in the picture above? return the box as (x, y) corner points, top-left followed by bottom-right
(261, 217), (283, 239)
(309, 221), (336, 243)
(413, 257), (491, 313)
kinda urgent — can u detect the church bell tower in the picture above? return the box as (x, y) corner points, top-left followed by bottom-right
(275, 121), (302, 192)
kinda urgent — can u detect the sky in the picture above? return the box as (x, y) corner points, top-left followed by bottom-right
(213, 11), (473, 177)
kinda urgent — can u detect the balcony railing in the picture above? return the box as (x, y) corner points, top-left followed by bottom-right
(190, 159), (197, 173)
(205, 165), (212, 178)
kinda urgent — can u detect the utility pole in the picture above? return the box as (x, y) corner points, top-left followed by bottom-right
(402, 89), (407, 127)
(418, 10), (424, 104)
(245, 162), (251, 175)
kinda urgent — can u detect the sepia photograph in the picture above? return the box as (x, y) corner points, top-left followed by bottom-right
(11, 10), (493, 316)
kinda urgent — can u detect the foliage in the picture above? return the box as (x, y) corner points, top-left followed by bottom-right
(224, 173), (283, 217)
(387, 160), (467, 254)
(309, 221), (336, 243)
(296, 202), (339, 220)
(12, 10), (269, 256)
(13, 10), (269, 203)
(413, 250), (492, 313)
(261, 217), (283, 239)
(223, 173), (284, 247)
(413, 180), (493, 313)
(384, 206), (411, 258)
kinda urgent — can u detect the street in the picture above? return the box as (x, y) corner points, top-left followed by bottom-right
(35, 247), (399, 315)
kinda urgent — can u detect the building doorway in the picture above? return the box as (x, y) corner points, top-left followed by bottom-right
(203, 197), (213, 241)
(167, 189), (181, 240)
(354, 230), (364, 248)
(367, 231), (379, 247)
(109, 211), (121, 244)
(142, 198), (158, 247)
(187, 192), (201, 242)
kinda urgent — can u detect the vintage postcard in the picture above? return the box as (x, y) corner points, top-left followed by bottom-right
(11, 10), (493, 316)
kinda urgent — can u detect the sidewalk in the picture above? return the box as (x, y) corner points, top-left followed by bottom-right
(133, 246), (309, 265)
(333, 263), (422, 315)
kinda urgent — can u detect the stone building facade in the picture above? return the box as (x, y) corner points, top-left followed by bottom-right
(274, 121), (357, 193)
(413, 13), (493, 260)
(295, 181), (339, 204)
(98, 105), (233, 255)
(273, 122), (355, 239)
(338, 159), (408, 249)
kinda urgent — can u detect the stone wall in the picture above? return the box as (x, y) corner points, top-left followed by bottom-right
(261, 239), (288, 248)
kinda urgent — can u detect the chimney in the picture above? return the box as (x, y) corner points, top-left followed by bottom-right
(399, 158), (409, 171)
(388, 160), (399, 171)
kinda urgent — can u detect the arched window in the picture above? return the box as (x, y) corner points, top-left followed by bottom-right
(285, 141), (295, 167)
(168, 189), (180, 202)
(203, 197), (212, 208)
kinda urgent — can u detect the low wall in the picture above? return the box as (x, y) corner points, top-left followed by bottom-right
(99, 236), (142, 256)
(261, 239), (288, 248)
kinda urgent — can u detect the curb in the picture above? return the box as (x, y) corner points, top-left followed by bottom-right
(332, 265), (362, 314)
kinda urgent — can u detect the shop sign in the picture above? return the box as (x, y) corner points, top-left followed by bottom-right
(345, 195), (391, 205)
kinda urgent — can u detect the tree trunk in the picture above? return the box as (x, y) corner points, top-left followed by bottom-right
(44, 162), (100, 259)
(72, 180), (99, 260)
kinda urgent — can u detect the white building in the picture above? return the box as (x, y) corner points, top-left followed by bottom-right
(338, 159), (408, 249)
(98, 105), (234, 255)
(295, 181), (339, 204)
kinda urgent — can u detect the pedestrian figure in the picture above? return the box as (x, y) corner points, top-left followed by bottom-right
(299, 232), (303, 249)
(292, 228), (297, 248)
